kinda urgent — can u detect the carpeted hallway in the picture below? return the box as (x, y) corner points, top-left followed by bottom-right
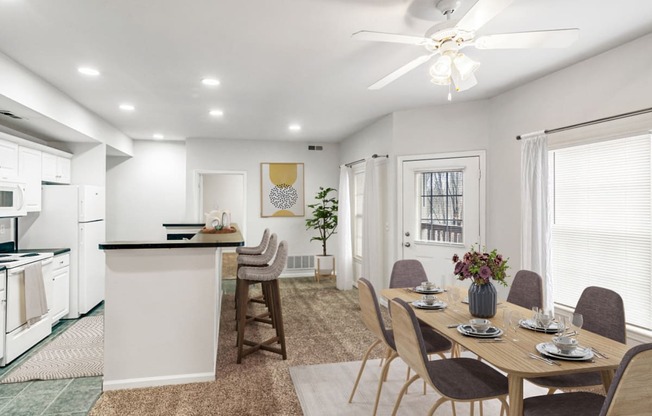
(89, 277), (378, 415)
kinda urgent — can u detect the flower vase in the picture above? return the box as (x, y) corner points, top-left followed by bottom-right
(468, 281), (497, 318)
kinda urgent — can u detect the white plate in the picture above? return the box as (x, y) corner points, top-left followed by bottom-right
(535, 343), (594, 361)
(414, 286), (444, 294)
(412, 300), (447, 310)
(457, 325), (503, 338)
(519, 319), (560, 333)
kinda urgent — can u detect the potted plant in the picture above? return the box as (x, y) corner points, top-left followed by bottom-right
(305, 187), (338, 281)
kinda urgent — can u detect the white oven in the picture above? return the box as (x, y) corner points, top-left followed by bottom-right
(0, 252), (53, 366)
(0, 180), (26, 218)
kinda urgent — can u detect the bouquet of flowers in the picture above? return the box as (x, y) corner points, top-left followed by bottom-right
(452, 246), (509, 286)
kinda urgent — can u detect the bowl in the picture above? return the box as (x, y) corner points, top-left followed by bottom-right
(552, 336), (578, 354)
(421, 281), (436, 290)
(469, 318), (491, 333)
(421, 294), (437, 305)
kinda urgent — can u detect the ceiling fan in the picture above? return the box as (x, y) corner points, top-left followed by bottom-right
(353, 0), (579, 94)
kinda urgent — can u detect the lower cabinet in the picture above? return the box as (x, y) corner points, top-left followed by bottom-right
(50, 253), (70, 325)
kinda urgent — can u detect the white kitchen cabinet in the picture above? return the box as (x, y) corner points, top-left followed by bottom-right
(18, 147), (42, 212)
(0, 140), (19, 180)
(42, 153), (71, 184)
(50, 253), (70, 325)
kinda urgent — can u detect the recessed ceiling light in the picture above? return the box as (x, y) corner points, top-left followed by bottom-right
(153, 133), (164, 140)
(209, 109), (224, 117)
(202, 78), (220, 86)
(119, 104), (135, 111)
(78, 67), (100, 76)
(288, 124), (302, 132)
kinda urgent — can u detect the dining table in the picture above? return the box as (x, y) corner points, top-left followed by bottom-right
(380, 287), (631, 416)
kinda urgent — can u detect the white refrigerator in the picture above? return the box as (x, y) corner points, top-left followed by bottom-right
(19, 185), (105, 318)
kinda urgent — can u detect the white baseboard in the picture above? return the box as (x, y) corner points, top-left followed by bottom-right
(103, 372), (215, 391)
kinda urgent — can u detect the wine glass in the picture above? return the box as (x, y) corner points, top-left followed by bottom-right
(571, 313), (584, 339)
(555, 314), (569, 336)
(538, 310), (553, 332)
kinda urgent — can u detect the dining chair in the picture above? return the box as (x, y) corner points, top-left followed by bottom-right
(523, 342), (652, 416)
(349, 278), (453, 416)
(506, 270), (543, 310)
(528, 286), (626, 393)
(389, 297), (509, 416)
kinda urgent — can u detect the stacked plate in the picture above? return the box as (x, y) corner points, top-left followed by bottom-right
(535, 343), (594, 361)
(414, 286), (444, 294)
(411, 300), (447, 310)
(519, 318), (561, 333)
(456, 324), (503, 338)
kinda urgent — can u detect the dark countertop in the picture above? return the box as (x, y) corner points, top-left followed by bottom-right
(100, 225), (244, 250)
(162, 223), (204, 227)
(16, 248), (71, 255)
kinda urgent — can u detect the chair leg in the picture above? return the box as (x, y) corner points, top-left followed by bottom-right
(428, 397), (449, 416)
(373, 352), (397, 416)
(391, 374), (420, 416)
(236, 280), (249, 363)
(270, 279), (287, 359)
(348, 339), (382, 403)
(546, 387), (557, 395)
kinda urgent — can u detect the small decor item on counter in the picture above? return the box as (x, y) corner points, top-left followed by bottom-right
(201, 209), (235, 233)
(452, 245), (509, 318)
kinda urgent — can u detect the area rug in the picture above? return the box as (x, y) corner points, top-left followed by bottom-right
(290, 354), (550, 416)
(1, 315), (103, 383)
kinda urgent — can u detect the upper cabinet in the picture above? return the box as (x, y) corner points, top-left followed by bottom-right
(18, 146), (42, 212)
(42, 152), (71, 184)
(0, 139), (19, 180)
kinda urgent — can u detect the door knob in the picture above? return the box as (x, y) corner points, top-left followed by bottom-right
(404, 231), (410, 237)
(404, 242), (411, 247)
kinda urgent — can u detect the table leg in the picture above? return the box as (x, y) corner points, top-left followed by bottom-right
(601, 369), (615, 393)
(508, 374), (524, 416)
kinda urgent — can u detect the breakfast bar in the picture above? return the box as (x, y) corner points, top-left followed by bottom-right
(99, 225), (243, 391)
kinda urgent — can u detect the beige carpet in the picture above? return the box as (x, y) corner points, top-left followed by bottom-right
(89, 277), (381, 415)
(290, 353), (550, 416)
(1, 315), (103, 383)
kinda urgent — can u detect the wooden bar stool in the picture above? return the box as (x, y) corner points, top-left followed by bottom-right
(236, 240), (288, 363)
(235, 233), (278, 328)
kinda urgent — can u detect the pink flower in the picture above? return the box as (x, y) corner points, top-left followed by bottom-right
(454, 261), (464, 275)
(479, 265), (491, 279)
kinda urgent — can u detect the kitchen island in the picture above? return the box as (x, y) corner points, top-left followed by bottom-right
(99, 225), (243, 391)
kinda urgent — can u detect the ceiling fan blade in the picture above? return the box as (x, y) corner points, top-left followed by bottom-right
(352, 30), (430, 46)
(456, 0), (516, 32)
(368, 54), (434, 90)
(475, 29), (580, 49)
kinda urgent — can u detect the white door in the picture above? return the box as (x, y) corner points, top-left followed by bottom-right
(400, 153), (485, 286)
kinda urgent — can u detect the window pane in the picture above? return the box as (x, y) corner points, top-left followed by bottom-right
(418, 171), (463, 243)
(551, 134), (652, 330)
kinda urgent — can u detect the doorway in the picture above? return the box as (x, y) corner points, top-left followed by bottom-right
(398, 152), (485, 286)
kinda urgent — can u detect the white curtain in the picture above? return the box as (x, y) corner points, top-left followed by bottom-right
(362, 158), (383, 289)
(336, 166), (353, 290)
(520, 131), (553, 311)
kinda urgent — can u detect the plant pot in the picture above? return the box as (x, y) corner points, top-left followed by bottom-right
(315, 255), (336, 283)
(468, 281), (497, 318)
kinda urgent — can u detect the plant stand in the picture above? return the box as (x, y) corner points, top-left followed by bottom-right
(315, 255), (336, 283)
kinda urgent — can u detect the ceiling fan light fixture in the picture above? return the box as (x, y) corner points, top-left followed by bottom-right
(429, 54), (452, 78)
(451, 68), (478, 92)
(453, 53), (480, 80)
(430, 74), (451, 86)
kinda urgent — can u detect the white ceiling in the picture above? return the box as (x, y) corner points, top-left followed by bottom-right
(0, 0), (651, 144)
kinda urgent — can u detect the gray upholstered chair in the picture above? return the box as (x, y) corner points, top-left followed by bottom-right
(236, 228), (270, 255)
(523, 343), (652, 416)
(348, 278), (452, 416)
(236, 240), (288, 363)
(389, 297), (509, 416)
(235, 233), (278, 324)
(529, 286), (626, 393)
(389, 259), (429, 289)
(506, 270), (544, 310)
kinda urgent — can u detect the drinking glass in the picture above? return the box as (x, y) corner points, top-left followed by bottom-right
(502, 309), (512, 331)
(538, 310), (553, 332)
(571, 313), (584, 339)
(446, 286), (460, 312)
(509, 311), (522, 342)
(555, 314), (569, 336)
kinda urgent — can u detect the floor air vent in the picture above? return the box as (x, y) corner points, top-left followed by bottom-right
(286, 255), (314, 270)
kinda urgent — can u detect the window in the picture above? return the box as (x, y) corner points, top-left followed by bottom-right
(418, 171), (464, 243)
(353, 166), (365, 259)
(551, 134), (652, 330)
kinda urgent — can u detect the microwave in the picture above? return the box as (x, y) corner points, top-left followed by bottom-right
(0, 180), (26, 217)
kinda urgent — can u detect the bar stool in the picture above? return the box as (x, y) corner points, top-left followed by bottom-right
(236, 240), (288, 363)
(235, 233), (278, 327)
(236, 228), (270, 256)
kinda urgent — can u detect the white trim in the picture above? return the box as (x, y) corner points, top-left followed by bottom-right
(103, 372), (215, 391)
(396, 150), (487, 261)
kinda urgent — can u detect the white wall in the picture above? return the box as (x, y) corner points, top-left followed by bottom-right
(69, 143), (106, 187)
(186, 138), (340, 257)
(106, 140), (186, 241)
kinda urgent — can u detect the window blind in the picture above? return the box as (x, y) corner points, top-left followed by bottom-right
(551, 134), (652, 330)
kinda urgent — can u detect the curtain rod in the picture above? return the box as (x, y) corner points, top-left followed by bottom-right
(344, 153), (389, 167)
(516, 107), (652, 140)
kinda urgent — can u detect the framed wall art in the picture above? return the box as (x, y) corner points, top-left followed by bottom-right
(260, 162), (305, 217)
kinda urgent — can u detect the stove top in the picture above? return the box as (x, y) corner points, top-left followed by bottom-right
(0, 252), (53, 268)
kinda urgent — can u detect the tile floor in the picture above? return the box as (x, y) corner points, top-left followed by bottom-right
(0, 304), (104, 416)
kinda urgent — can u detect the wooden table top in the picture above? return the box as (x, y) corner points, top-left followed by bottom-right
(381, 287), (630, 378)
